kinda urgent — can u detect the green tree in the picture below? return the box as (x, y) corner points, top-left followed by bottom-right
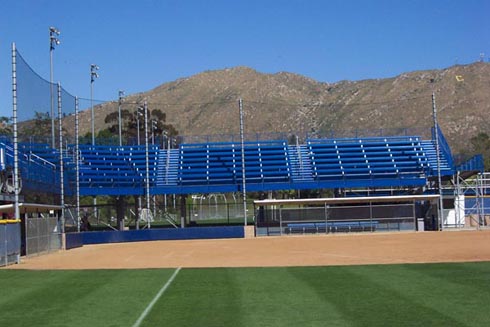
(102, 108), (178, 144)
(17, 112), (52, 142)
(0, 116), (13, 136)
(470, 132), (490, 170)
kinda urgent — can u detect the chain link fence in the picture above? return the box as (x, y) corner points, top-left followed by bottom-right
(25, 217), (61, 256)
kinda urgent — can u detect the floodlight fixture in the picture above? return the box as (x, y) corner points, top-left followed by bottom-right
(49, 26), (60, 35)
(90, 64), (99, 83)
(49, 27), (60, 50)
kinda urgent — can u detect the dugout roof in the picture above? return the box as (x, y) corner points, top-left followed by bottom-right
(254, 194), (440, 206)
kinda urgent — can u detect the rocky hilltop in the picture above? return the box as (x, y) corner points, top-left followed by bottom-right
(77, 62), (490, 155)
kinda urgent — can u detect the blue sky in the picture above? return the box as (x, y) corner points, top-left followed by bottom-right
(1, 0), (489, 117)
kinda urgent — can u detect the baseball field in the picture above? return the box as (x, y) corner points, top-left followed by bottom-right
(2, 230), (490, 326)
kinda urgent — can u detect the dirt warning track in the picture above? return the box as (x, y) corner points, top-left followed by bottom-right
(9, 230), (490, 270)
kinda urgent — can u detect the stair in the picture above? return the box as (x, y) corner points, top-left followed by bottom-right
(156, 148), (179, 186)
(421, 140), (453, 176)
(288, 145), (314, 182)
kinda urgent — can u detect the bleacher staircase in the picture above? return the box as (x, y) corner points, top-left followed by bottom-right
(156, 148), (179, 187)
(288, 145), (314, 182)
(421, 140), (453, 176)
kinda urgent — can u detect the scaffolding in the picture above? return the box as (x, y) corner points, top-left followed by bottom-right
(454, 172), (490, 229)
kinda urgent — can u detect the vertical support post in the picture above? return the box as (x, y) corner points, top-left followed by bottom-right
(432, 92), (444, 231)
(11, 43), (20, 221)
(90, 64), (99, 146)
(58, 83), (65, 234)
(136, 113), (140, 145)
(49, 27), (60, 148)
(279, 205), (283, 236)
(455, 172), (460, 228)
(477, 173), (483, 230)
(118, 90), (124, 146)
(239, 98), (247, 226)
(180, 195), (186, 228)
(90, 77), (95, 145)
(50, 43), (55, 148)
(144, 101), (151, 228)
(324, 203), (328, 234)
(90, 64), (99, 223)
(369, 201), (373, 232)
(412, 201), (416, 231)
(3, 223), (6, 266)
(75, 97), (80, 232)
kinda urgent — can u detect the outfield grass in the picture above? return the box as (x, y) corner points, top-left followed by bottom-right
(1, 262), (489, 326)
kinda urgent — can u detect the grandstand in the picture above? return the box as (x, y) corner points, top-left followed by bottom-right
(0, 126), (474, 197)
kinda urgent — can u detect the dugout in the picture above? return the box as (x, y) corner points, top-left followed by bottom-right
(254, 194), (440, 236)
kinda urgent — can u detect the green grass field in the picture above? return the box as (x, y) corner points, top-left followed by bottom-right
(1, 262), (489, 326)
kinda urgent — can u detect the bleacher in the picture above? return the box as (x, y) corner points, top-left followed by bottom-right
(1, 128), (473, 196)
(178, 140), (290, 187)
(18, 143), (59, 165)
(0, 141), (59, 193)
(76, 145), (159, 193)
(307, 136), (428, 181)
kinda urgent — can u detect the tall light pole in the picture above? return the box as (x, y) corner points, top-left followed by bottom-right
(90, 64), (99, 145)
(90, 64), (99, 223)
(49, 26), (60, 148)
(118, 90), (125, 146)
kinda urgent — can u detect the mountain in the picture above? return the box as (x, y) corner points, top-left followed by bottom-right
(76, 63), (490, 155)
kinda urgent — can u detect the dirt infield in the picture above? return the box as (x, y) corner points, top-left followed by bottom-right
(8, 230), (490, 270)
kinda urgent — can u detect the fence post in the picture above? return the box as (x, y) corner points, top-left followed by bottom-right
(227, 203), (230, 225)
(2, 223), (6, 266)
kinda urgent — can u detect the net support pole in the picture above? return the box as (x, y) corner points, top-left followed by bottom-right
(75, 96), (80, 232)
(239, 98), (247, 226)
(58, 83), (65, 234)
(144, 101), (151, 228)
(11, 43), (20, 221)
(50, 41), (55, 148)
(118, 90), (124, 146)
(432, 92), (444, 231)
